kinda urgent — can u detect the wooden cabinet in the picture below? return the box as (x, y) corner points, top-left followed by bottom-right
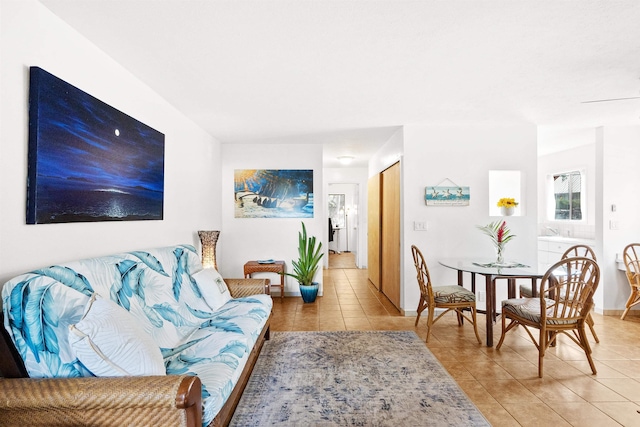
(381, 163), (401, 309)
(537, 237), (595, 270)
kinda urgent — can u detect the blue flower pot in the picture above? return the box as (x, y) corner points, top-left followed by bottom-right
(299, 282), (319, 303)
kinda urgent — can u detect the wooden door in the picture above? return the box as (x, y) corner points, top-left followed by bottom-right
(367, 175), (381, 289)
(381, 162), (401, 309)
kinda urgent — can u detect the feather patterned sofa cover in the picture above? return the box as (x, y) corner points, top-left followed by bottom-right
(0, 244), (272, 427)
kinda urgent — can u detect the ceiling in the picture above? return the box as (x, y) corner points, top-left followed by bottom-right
(38, 0), (640, 166)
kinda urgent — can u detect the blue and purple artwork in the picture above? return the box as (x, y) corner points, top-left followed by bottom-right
(234, 169), (314, 218)
(27, 67), (165, 224)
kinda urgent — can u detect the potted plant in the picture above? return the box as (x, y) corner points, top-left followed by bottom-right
(284, 221), (324, 302)
(477, 220), (516, 265)
(497, 197), (518, 216)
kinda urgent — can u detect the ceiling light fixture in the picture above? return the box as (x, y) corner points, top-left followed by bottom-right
(338, 156), (354, 165)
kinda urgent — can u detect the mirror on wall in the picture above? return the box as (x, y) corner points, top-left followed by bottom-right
(489, 170), (522, 216)
(328, 194), (346, 228)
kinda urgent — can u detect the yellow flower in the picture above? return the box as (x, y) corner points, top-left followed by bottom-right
(497, 198), (518, 208)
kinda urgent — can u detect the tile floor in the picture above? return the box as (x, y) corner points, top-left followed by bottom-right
(270, 266), (640, 426)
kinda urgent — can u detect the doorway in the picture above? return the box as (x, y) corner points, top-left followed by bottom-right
(328, 183), (359, 269)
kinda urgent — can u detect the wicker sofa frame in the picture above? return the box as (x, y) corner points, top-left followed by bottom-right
(0, 277), (271, 427)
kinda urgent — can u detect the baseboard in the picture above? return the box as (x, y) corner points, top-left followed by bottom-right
(401, 309), (447, 317)
(401, 309), (417, 316)
(276, 291), (324, 298)
(602, 309), (640, 317)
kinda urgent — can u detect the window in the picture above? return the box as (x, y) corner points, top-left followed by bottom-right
(553, 171), (582, 220)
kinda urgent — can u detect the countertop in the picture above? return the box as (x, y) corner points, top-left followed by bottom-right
(537, 236), (595, 244)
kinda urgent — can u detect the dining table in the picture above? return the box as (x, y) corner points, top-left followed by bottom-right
(438, 258), (546, 346)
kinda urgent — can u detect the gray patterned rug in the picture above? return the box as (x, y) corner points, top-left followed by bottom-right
(230, 331), (490, 426)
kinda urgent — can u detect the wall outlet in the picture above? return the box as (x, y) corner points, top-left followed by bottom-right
(477, 291), (485, 303)
(610, 220), (620, 230)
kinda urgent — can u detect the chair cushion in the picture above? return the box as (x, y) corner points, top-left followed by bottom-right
(432, 285), (476, 303)
(519, 284), (533, 298)
(68, 294), (165, 376)
(502, 298), (577, 325)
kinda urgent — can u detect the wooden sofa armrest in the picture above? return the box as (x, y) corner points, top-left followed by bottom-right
(0, 375), (201, 427)
(224, 278), (270, 298)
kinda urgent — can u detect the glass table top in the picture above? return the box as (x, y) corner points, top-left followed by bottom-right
(438, 258), (546, 277)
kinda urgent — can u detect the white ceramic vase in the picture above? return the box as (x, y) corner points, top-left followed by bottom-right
(500, 206), (515, 216)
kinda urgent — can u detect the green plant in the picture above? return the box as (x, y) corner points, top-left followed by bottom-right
(477, 220), (516, 246)
(283, 221), (324, 286)
(477, 220), (516, 264)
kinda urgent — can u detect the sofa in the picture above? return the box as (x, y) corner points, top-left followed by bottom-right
(0, 244), (273, 427)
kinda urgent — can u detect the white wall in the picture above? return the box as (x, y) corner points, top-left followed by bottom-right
(538, 127), (640, 314)
(538, 127), (597, 157)
(597, 126), (640, 315)
(0, 1), (221, 284)
(401, 124), (538, 314)
(324, 167), (369, 268)
(220, 143), (324, 296)
(369, 127), (404, 177)
(538, 139), (605, 311)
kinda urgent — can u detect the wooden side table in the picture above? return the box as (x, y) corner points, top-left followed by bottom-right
(244, 260), (285, 300)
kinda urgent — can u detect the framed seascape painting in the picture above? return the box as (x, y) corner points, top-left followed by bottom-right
(26, 67), (165, 224)
(234, 169), (314, 218)
(425, 185), (470, 206)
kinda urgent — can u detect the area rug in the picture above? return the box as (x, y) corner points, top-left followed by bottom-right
(230, 331), (490, 426)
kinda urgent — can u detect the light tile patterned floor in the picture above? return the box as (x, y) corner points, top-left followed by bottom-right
(270, 267), (640, 426)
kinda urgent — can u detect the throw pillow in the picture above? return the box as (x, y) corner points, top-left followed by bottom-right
(68, 294), (165, 376)
(193, 267), (232, 311)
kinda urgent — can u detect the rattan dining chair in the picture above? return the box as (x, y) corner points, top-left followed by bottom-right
(411, 245), (481, 344)
(497, 256), (600, 377)
(520, 244), (599, 343)
(621, 243), (640, 320)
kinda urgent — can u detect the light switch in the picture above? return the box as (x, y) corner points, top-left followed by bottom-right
(610, 220), (619, 230)
(414, 221), (428, 231)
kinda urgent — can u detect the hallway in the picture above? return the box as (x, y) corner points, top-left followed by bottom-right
(270, 266), (640, 426)
(328, 251), (357, 269)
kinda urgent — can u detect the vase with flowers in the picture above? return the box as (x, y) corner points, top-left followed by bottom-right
(477, 220), (515, 265)
(497, 198), (518, 216)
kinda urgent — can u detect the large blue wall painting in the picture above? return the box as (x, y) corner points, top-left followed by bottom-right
(27, 67), (165, 224)
(234, 169), (314, 218)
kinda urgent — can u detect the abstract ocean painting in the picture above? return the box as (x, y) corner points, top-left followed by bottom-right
(27, 67), (165, 224)
(234, 169), (314, 218)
